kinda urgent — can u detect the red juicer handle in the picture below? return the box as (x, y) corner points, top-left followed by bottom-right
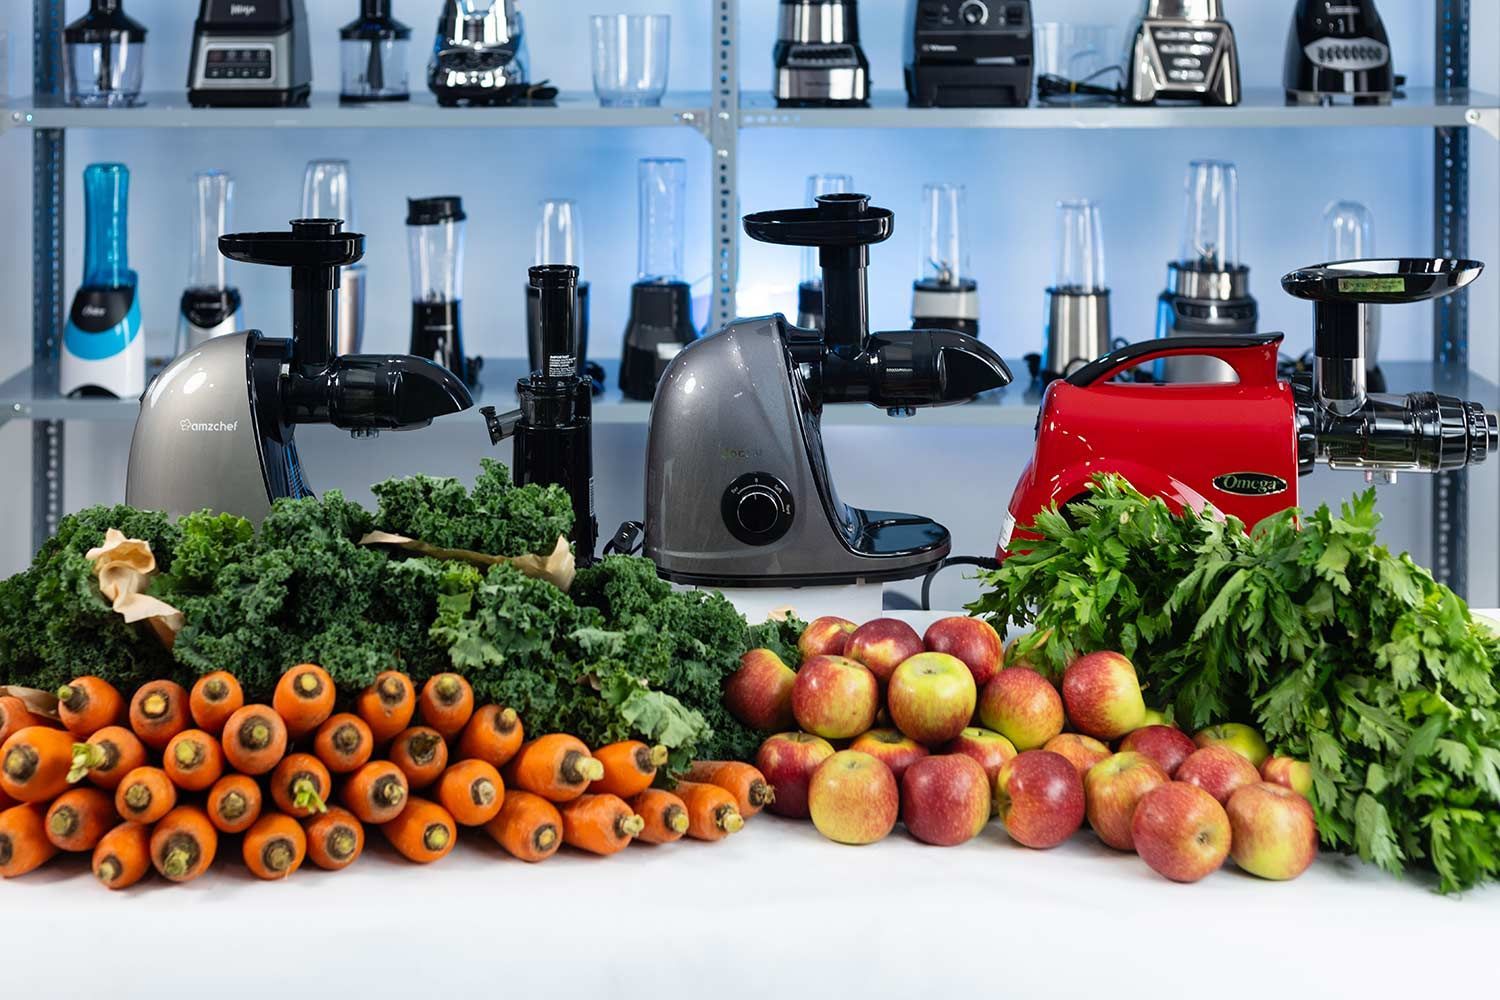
(1065, 334), (1285, 388)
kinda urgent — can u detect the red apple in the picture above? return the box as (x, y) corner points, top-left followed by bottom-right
(1118, 725), (1197, 778)
(808, 750), (899, 845)
(901, 754), (991, 847)
(845, 618), (925, 685)
(1043, 733), (1112, 778)
(1260, 756), (1314, 799)
(1226, 782), (1319, 880)
(977, 667), (1064, 751)
(923, 616), (1005, 688)
(724, 648), (797, 731)
(942, 727), (1017, 786)
(791, 655), (879, 740)
(1062, 652), (1146, 740)
(1084, 751), (1169, 851)
(849, 728), (929, 783)
(755, 732), (836, 819)
(1131, 781), (1232, 883)
(1176, 745), (1259, 805)
(798, 616), (857, 659)
(887, 652), (977, 746)
(994, 750), (1085, 849)
(1193, 723), (1271, 769)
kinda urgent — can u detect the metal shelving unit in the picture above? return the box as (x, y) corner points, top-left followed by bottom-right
(4, 0), (1496, 593)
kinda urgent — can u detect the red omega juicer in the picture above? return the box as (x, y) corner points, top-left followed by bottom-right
(999, 257), (1499, 552)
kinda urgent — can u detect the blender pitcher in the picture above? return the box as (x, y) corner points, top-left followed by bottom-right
(64, 0), (147, 107)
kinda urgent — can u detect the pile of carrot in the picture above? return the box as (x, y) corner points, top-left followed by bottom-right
(0, 669), (774, 887)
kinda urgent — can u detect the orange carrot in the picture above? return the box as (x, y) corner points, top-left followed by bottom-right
(313, 713), (373, 774)
(68, 725), (146, 790)
(503, 734), (603, 803)
(150, 806), (217, 883)
(0, 786), (13, 811)
(418, 673), (475, 738)
(206, 774), (262, 834)
(672, 780), (745, 841)
(458, 704), (524, 769)
(629, 788), (690, 845)
(189, 672), (244, 735)
(0, 696), (44, 745)
(435, 759), (504, 827)
(0, 803), (57, 877)
(305, 807), (364, 871)
(356, 671), (415, 743)
(243, 813), (307, 880)
(341, 760), (409, 825)
(682, 761), (775, 817)
(270, 753), (331, 818)
(44, 786), (114, 852)
(559, 793), (644, 856)
(484, 790), (562, 863)
(221, 704), (288, 775)
(389, 726), (448, 789)
(273, 664), (335, 740)
(591, 740), (667, 799)
(115, 766), (177, 825)
(128, 680), (189, 751)
(1, 725), (76, 802)
(380, 798), (456, 864)
(163, 729), (225, 792)
(92, 821), (151, 889)
(55, 676), (124, 737)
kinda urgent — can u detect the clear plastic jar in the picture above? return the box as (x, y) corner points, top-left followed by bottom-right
(340, 1), (412, 103)
(64, 1), (147, 108)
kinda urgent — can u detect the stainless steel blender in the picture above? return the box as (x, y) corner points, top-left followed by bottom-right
(428, 0), (532, 106)
(774, 0), (871, 108)
(64, 0), (146, 107)
(797, 173), (853, 331)
(1039, 199), (1112, 381)
(408, 195), (481, 388)
(176, 169), (244, 355)
(301, 160), (365, 357)
(1125, 0), (1241, 106)
(910, 182), (980, 338)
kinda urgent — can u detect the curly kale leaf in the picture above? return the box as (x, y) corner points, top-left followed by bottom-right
(372, 458), (572, 557)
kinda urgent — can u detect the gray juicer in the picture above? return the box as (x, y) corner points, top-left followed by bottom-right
(644, 194), (1013, 587)
(127, 220), (473, 522)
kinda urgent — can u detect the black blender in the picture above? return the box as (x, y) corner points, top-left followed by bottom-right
(340, 0), (412, 103)
(528, 199), (604, 396)
(619, 158), (698, 401)
(486, 265), (598, 565)
(407, 196), (481, 388)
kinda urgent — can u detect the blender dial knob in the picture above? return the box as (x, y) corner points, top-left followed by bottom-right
(736, 488), (784, 535)
(959, 1), (988, 25)
(722, 473), (795, 546)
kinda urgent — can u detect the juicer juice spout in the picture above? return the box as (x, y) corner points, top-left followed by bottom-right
(285, 355), (474, 431)
(822, 329), (1013, 409)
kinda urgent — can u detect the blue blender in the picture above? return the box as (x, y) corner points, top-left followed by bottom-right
(62, 163), (144, 398)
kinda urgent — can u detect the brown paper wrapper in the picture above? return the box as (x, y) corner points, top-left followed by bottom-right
(86, 528), (186, 648)
(358, 533), (576, 593)
(0, 685), (61, 721)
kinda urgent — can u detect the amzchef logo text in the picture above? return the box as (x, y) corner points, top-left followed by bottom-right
(180, 419), (240, 433)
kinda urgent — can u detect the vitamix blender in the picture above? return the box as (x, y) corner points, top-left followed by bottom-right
(62, 163), (144, 399)
(619, 158), (698, 401)
(176, 169), (244, 355)
(911, 183), (980, 338)
(797, 173), (853, 331)
(528, 200), (603, 396)
(1156, 159), (1257, 383)
(64, 0), (146, 108)
(408, 196), (481, 388)
(340, 0), (412, 103)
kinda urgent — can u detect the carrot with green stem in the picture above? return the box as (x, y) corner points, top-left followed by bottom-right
(560, 793), (644, 856)
(356, 671), (415, 743)
(92, 821), (151, 889)
(68, 725), (146, 789)
(222, 704), (288, 775)
(128, 680), (189, 751)
(591, 740), (667, 799)
(458, 704), (524, 768)
(682, 761), (776, 817)
(629, 789), (690, 845)
(341, 760), (409, 824)
(207, 774), (262, 834)
(0, 696), (44, 745)
(243, 813), (307, 880)
(270, 753), (331, 818)
(115, 766), (177, 824)
(503, 734), (603, 802)
(0, 803), (57, 877)
(313, 713), (373, 774)
(150, 806), (217, 883)
(418, 674), (474, 738)
(44, 787), (114, 852)
(2, 726), (76, 802)
(189, 672), (244, 735)
(484, 790), (561, 863)
(381, 798), (457, 864)
(435, 759), (504, 826)
(55, 677), (124, 737)
(273, 664), (335, 740)
(672, 780), (745, 841)
(164, 729), (225, 792)
(390, 726), (448, 789)
(305, 807), (364, 871)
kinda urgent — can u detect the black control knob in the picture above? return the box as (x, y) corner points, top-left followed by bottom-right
(959, 0), (988, 25)
(722, 473), (795, 546)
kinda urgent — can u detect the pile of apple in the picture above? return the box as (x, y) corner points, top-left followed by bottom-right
(727, 615), (1319, 884)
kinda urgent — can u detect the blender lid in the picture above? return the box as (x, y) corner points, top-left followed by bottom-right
(65, 0), (147, 43)
(407, 196), (467, 226)
(340, 0), (412, 40)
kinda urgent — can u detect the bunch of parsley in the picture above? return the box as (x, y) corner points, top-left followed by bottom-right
(970, 475), (1500, 892)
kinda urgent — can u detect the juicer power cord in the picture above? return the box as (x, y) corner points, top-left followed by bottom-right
(920, 556), (1001, 612)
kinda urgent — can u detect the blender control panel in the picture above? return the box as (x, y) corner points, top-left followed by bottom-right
(202, 46), (275, 81)
(918, 1), (1030, 30)
(1148, 25), (1226, 86)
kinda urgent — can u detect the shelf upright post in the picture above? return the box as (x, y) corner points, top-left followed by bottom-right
(32, 0), (66, 555)
(709, 0), (740, 332)
(1432, 0), (1471, 594)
